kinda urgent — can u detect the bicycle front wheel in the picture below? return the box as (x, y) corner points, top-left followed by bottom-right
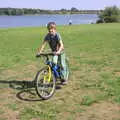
(35, 65), (56, 100)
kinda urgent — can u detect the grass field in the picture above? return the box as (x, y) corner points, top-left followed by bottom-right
(0, 23), (120, 120)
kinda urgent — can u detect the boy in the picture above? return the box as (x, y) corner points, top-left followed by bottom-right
(38, 22), (68, 85)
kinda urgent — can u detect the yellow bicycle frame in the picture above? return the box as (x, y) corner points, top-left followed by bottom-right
(44, 65), (52, 82)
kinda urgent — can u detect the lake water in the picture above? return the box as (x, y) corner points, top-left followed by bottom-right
(0, 14), (98, 28)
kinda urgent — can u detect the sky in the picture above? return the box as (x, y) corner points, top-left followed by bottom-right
(0, 0), (120, 10)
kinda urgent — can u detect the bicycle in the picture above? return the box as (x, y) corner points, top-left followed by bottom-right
(35, 52), (70, 100)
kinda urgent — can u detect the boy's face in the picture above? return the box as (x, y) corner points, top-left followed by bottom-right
(48, 28), (56, 35)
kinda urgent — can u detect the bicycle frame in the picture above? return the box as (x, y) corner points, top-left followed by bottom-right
(46, 59), (61, 78)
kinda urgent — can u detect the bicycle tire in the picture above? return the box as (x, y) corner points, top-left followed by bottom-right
(35, 66), (56, 100)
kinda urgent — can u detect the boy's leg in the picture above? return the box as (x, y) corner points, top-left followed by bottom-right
(59, 53), (68, 84)
(52, 55), (58, 65)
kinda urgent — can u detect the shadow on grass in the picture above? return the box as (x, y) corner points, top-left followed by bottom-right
(0, 79), (43, 101)
(0, 79), (62, 102)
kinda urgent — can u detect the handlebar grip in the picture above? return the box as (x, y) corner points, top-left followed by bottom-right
(36, 53), (41, 58)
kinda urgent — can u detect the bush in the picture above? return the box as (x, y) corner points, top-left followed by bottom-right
(104, 15), (119, 22)
(96, 19), (104, 24)
(97, 6), (120, 23)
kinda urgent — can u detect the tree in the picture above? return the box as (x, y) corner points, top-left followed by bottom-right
(0, 9), (4, 15)
(60, 9), (68, 14)
(71, 7), (79, 13)
(7, 8), (12, 15)
(97, 5), (120, 23)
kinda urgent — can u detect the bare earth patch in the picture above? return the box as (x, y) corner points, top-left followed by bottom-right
(115, 72), (120, 77)
(0, 108), (19, 120)
(77, 101), (120, 120)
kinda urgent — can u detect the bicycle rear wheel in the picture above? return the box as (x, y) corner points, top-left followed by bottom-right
(35, 66), (56, 100)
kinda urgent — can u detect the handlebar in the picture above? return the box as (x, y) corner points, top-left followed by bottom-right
(36, 52), (55, 58)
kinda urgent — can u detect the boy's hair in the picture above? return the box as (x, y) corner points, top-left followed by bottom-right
(47, 22), (56, 30)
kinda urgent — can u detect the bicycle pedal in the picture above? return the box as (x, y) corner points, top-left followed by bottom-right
(56, 85), (62, 89)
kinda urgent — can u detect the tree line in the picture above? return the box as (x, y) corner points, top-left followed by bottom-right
(0, 7), (101, 15)
(1, 6), (120, 23)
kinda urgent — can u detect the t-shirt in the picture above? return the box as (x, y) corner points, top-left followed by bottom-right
(44, 32), (62, 52)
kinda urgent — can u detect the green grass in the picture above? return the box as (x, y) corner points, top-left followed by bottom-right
(5, 103), (18, 111)
(0, 23), (120, 120)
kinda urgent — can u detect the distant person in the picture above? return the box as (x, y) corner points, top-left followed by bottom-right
(37, 22), (69, 85)
(69, 19), (72, 25)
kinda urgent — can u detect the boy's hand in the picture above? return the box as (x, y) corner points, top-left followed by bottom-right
(36, 52), (41, 57)
(55, 51), (60, 55)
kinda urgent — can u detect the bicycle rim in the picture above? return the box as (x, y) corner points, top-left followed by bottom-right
(35, 66), (56, 100)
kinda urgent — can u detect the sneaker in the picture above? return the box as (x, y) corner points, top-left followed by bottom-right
(61, 79), (68, 85)
(62, 81), (68, 85)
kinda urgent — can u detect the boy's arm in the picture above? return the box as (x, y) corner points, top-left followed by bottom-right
(56, 39), (64, 55)
(38, 40), (47, 53)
